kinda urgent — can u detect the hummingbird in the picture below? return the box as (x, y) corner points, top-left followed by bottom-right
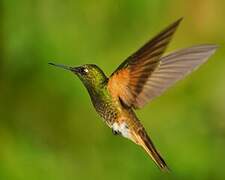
(49, 18), (217, 171)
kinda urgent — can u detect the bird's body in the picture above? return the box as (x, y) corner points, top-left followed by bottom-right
(81, 75), (168, 169)
(49, 18), (217, 171)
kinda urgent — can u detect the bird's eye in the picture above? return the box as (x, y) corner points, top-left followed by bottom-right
(84, 68), (89, 73)
(80, 67), (89, 74)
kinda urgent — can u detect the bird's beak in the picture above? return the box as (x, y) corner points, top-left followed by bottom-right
(49, 62), (81, 74)
(49, 62), (72, 71)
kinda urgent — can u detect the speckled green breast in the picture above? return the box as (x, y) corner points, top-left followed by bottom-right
(88, 89), (119, 127)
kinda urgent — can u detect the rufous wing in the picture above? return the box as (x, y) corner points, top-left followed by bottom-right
(108, 18), (218, 108)
(108, 18), (183, 107)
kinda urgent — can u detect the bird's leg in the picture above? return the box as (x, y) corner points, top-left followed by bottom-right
(112, 129), (120, 135)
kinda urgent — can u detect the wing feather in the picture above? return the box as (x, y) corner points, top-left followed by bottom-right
(108, 17), (218, 109)
(108, 18), (183, 106)
(133, 44), (218, 108)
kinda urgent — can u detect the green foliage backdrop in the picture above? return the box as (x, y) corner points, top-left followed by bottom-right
(0, 0), (224, 179)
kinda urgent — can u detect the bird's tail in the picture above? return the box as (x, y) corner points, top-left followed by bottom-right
(133, 129), (169, 172)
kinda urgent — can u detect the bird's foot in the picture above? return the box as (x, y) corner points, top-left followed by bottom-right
(112, 129), (120, 135)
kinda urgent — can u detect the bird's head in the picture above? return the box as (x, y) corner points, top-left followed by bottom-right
(49, 63), (108, 90)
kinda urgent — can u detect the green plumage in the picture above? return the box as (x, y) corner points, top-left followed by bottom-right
(74, 64), (119, 126)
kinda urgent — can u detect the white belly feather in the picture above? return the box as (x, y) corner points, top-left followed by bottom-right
(112, 122), (131, 139)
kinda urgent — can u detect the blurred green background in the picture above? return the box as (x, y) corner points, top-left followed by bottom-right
(0, 0), (225, 179)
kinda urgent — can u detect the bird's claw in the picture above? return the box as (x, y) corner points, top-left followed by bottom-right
(112, 129), (120, 135)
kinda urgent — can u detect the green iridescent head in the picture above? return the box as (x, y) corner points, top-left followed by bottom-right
(49, 63), (108, 90)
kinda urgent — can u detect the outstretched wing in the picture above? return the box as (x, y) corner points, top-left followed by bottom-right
(133, 44), (217, 108)
(108, 19), (218, 109)
(108, 18), (182, 107)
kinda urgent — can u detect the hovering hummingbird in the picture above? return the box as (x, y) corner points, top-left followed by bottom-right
(49, 18), (217, 171)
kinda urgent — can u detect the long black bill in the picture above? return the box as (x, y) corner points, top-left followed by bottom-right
(48, 62), (72, 71)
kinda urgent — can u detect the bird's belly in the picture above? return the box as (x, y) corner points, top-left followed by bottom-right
(111, 109), (143, 142)
(92, 97), (139, 141)
(93, 101), (119, 127)
(111, 121), (131, 139)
